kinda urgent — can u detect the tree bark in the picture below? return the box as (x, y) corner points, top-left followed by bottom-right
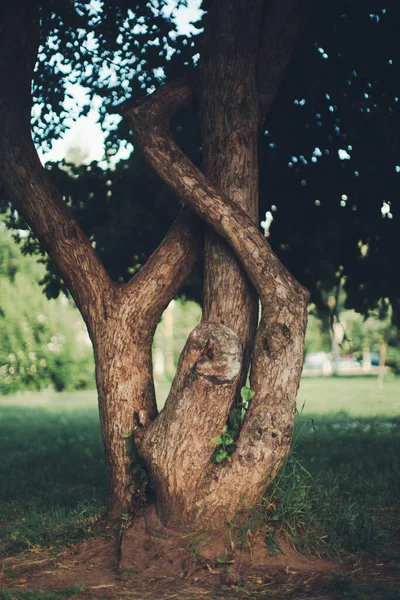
(125, 80), (309, 528)
(2, 0), (311, 530)
(200, 0), (263, 384)
(0, 2), (202, 518)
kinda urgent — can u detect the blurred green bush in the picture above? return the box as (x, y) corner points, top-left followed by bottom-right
(0, 224), (95, 394)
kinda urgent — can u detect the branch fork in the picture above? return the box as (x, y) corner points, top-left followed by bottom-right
(123, 79), (309, 526)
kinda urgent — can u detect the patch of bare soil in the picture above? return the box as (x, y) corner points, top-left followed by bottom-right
(1, 509), (398, 599)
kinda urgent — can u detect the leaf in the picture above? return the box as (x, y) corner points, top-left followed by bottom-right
(222, 433), (234, 445)
(241, 386), (255, 402)
(211, 437), (223, 445)
(215, 449), (228, 463)
(121, 433), (131, 438)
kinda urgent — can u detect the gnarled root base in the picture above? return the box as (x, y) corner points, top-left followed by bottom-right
(117, 505), (335, 584)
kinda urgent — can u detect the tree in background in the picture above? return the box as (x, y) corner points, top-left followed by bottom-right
(0, 0), (398, 535)
(0, 225), (94, 394)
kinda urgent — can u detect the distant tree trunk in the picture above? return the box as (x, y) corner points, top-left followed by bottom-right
(377, 339), (387, 390)
(1, 0), (310, 531)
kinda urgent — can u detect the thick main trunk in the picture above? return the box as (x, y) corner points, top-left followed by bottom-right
(200, 0), (262, 379)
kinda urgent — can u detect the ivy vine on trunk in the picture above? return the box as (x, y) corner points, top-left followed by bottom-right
(0, 0), (310, 532)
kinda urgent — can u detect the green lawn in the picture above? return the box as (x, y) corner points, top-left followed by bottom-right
(0, 377), (399, 559)
(2, 375), (398, 416)
(298, 376), (400, 416)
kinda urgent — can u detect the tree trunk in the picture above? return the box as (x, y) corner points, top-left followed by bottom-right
(1, 0), (311, 533)
(200, 0), (262, 380)
(126, 79), (309, 529)
(93, 321), (157, 517)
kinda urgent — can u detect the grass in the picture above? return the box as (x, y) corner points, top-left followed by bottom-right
(258, 378), (400, 558)
(298, 375), (400, 416)
(0, 378), (399, 562)
(263, 415), (400, 557)
(0, 397), (107, 555)
(0, 586), (85, 600)
(328, 572), (400, 600)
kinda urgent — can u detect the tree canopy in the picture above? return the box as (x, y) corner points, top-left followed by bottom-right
(1, 0), (398, 323)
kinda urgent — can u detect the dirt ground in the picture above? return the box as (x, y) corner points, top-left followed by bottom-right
(1, 512), (399, 599)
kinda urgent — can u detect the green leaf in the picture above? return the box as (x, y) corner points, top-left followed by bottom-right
(241, 386), (255, 402)
(211, 437), (223, 445)
(215, 449), (228, 463)
(121, 433), (131, 438)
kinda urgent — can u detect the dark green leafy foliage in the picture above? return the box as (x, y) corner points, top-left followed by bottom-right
(1, 0), (399, 321)
(263, 2), (400, 324)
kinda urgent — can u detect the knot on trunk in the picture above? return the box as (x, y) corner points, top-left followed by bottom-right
(264, 323), (292, 357)
(191, 322), (242, 383)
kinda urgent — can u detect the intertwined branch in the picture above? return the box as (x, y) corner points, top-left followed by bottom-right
(123, 80), (309, 525)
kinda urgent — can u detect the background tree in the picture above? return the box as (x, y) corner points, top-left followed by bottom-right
(0, 0), (398, 537)
(0, 224), (94, 394)
(4, 1), (399, 323)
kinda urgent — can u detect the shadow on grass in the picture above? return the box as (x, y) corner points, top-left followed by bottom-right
(1, 403), (399, 560)
(0, 405), (107, 554)
(261, 414), (400, 557)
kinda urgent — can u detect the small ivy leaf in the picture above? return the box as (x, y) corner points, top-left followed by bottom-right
(211, 437), (224, 445)
(121, 433), (131, 438)
(241, 386), (255, 402)
(215, 449), (228, 463)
